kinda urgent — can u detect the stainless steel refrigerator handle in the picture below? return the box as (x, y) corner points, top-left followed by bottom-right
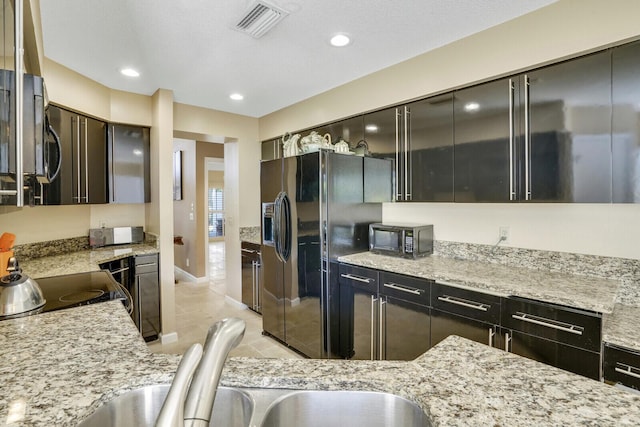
(280, 192), (292, 262)
(383, 282), (422, 296)
(273, 193), (283, 262)
(511, 312), (584, 335)
(437, 295), (489, 311)
(524, 74), (531, 201)
(340, 273), (372, 284)
(395, 108), (401, 199)
(404, 106), (411, 200)
(136, 275), (142, 331)
(379, 298), (386, 360)
(488, 328), (495, 347)
(508, 78), (515, 201)
(252, 260), (257, 310)
(615, 363), (640, 380)
(370, 295), (377, 360)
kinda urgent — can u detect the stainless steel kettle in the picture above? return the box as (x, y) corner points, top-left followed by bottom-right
(0, 257), (46, 319)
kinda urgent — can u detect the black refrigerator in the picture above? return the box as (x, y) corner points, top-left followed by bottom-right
(260, 150), (392, 358)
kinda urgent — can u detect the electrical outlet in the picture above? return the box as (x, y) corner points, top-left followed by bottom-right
(186, 258), (190, 267)
(499, 226), (509, 242)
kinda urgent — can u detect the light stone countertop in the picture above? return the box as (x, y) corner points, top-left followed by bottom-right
(603, 304), (640, 351)
(338, 252), (621, 314)
(1, 301), (640, 426)
(19, 244), (159, 278)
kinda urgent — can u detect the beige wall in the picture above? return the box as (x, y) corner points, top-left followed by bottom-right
(257, 0), (640, 260)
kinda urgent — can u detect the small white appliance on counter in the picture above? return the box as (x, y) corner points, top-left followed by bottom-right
(368, 223), (433, 258)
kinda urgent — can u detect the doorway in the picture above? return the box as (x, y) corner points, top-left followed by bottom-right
(205, 157), (225, 291)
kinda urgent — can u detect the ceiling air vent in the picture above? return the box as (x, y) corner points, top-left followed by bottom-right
(235, 1), (289, 38)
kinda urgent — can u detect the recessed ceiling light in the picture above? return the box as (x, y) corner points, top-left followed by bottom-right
(120, 68), (140, 77)
(330, 33), (351, 47)
(230, 93), (244, 101)
(464, 102), (480, 112)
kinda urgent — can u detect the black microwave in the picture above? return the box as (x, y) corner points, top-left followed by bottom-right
(368, 223), (433, 259)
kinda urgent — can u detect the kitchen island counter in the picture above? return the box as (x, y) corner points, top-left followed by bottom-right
(1, 301), (639, 426)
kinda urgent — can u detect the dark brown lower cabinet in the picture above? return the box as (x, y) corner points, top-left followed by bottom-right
(603, 344), (640, 390)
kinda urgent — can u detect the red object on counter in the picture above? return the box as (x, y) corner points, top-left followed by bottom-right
(0, 232), (16, 252)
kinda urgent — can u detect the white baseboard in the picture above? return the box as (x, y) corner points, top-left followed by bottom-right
(174, 266), (208, 284)
(160, 332), (178, 344)
(225, 295), (247, 310)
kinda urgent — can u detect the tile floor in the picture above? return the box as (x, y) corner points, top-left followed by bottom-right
(147, 241), (302, 359)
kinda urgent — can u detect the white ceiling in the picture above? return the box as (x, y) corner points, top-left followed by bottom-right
(39, 0), (557, 118)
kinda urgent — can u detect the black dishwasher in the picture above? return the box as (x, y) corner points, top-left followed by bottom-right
(100, 254), (160, 342)
(133, 254), (161, 342)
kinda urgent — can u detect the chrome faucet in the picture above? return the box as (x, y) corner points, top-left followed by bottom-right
(156, 317), (246, 427)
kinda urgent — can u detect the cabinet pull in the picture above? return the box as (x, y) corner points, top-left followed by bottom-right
(341, 273), (372, 284)
(84, 118), (89, 202)
(504, 332), (511, 352)
(380, 298), (386, 360)
(511, 312), (584, 336)
(109, 267), (130, 275)
(615, 363), (640, 380)
(241, 248), (255, 254)
(110, 125), (115, 202)
(524, 74), (531, 200)
(508, 78), (516, 201)
(437, 295), (489, 311)
(404, 106), (411, 200)
(395, 108), (401, 200)
(370, 296), (378, 361)
(488, 328), (495, 347)
(76, 116), (81, 202)
(383, 282), (422, 295)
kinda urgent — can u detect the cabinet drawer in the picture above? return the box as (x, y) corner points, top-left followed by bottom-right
(604, 344), (640, 390)
(339, 264), (378, 293)
(432, 282), (501, 324)
(502, 297), (601, 352)
(135, 254), (158, 267)
(379, 271), (429, 306)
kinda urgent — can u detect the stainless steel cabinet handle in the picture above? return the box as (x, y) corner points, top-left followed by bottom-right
(488, 328), (495, 347)
(437, 295), (489, 311)
(370, 295), (378, 361)
(404, 106), (411, 201)
(75, 116), (81, 202)
(524, 74), (531, 201)
(110, 125), (116, 202)
(383, 282), (422, 295)
(504, 332), (511, 352)
(379, 298), (386, 360)
(340, 273), (372, 284)
(511, 312), (584, 336)
(109, 267), (130, 275)
(615, 363), (640, 380)
(241, 248), (256, 254)
(395, 108), (401, 200)
(508, 79), (516, 201)
(84, 118), (89, 202)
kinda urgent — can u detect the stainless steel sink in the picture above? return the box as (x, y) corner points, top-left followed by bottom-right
(77, 385), (252, 427)
(259, 390), (430, 427)
(78, 385), (430, 427)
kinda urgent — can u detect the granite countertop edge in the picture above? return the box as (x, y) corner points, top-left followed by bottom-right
(2, 302), (640, 427)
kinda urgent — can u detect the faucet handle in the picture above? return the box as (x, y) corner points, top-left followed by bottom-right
(156, 343), (203, 427)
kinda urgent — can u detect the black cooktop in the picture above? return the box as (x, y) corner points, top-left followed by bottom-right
(36, 270), (126, 313)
